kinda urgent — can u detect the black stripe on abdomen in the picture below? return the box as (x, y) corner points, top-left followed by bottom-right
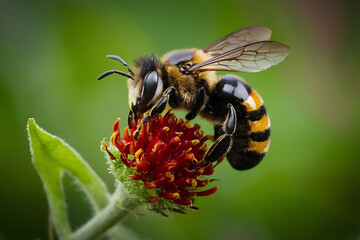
(248, 105), (266, 121)
(249, 129), (270, 142)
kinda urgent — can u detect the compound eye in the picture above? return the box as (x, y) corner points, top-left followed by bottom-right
(140, 71), (163, 106)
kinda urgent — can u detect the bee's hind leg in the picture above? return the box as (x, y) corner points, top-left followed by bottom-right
(134, 87), (175, 140)
(203, 104), (236, 163)
(185, 86), (205, 121)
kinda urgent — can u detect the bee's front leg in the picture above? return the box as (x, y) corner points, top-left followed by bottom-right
(185, 86), (205, 121)
(134, 87), (175, 140)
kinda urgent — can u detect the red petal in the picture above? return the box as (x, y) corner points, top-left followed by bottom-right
(180, 167), (201, 179)
(111, 132), (125, 152)
(123, 126), (131, 142)
(178, 188), (196, 197)
(160, 192), (174, 200)
(196, 179), (210, 187)
(154, 176), (168, 186)
(102, 141), (116, 160)
(112, 118), (120, 132)
(145, 139), (167, 170)
(217, 156), (225, 164)
(119, 153), (131, 167)
(202, 164), (215, 175)
(144, 183), (156, 189)
(174, 178), (197, 187)
(194, 186), (219, 196)
(173, 198), (192, 205)
(134, 130), (149, 152)
(148, 196), (160, 204)
(129, 174), (141, 180)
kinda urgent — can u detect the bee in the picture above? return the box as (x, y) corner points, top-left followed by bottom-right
(98, 26), (291, 170)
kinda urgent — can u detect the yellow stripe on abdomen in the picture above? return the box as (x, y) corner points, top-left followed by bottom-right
(250, 114), (270, 133)
(247, 139), (270, 153)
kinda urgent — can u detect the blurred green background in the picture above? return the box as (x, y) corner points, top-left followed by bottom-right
(1, 0), (360, 239)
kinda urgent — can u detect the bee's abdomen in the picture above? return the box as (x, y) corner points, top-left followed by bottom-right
(244, 89), (270, 149)
(228, 89), (270, 170)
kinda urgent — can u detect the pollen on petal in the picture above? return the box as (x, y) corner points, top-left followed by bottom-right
(190, 179), (197, 187)
(173, 136), (180, 143)
(194, 129), (204, 138)
(152, 143), (159, 153)
(135, 149), (143, 158)
(165, 171), (174, 182)
(191, 139), (200, 145)
(168, 115), (177, 124)
(183, 153), (194, 161)
(199, 143), (207, 151)
(110, 132), (117, 145)
(172, 193), (180, 199)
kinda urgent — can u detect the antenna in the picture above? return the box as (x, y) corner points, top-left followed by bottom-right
(106, 55), (134, 76)
(97, 54), (134, 80)
(97, 70), (133, 80)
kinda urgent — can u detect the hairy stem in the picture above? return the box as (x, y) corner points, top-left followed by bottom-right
(72, 183), (138, 240)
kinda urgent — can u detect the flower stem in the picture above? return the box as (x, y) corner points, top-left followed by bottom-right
(72, 183), (138, 240)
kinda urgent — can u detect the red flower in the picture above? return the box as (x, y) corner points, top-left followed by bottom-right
(103, 111), (219, 214)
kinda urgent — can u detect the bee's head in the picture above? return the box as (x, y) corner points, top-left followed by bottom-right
(128, 55), (163, 120)
(98, 54), (164, 125)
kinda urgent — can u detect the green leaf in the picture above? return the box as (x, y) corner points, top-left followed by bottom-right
(27, 118), (110, 239)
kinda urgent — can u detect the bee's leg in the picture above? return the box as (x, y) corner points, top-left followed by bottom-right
(214, 124), (224, 140)
(185, 87), (204, 121)
(128, 110), (134, 129)
(134, 87), (175, 140)
(203, 104), (236, 163)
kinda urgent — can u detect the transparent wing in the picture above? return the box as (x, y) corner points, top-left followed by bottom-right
(203, 26), (272, 56)
(188, 41), (291, 73)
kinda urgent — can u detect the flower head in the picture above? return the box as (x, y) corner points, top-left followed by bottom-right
(102, 111), (219, 215)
